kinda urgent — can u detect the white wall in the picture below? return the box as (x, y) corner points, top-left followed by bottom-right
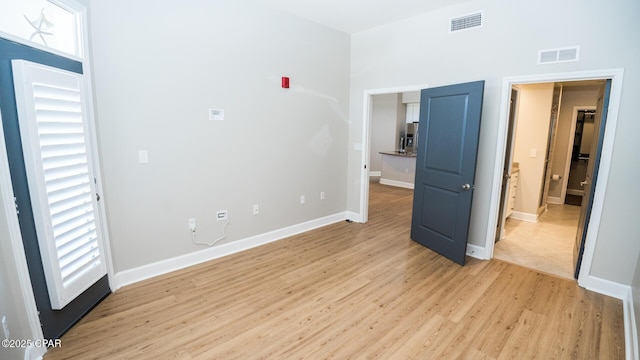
(632, 252), (640, 356)
(0, 185), (34, 360)
(511, 83), (554, 216)
(370, 94), (401, 172)
(348, 0), (640, 285)
(87, 0), (351, 273)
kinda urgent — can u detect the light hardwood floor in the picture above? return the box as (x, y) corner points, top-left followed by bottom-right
(45, 183), (624, 359)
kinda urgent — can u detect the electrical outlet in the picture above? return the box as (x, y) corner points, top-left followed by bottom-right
(217, 210), (228, 221)
(2, 316), (9, 340)
(188, 218), (196, 231)
(300, 195), (305, 205)
(320, 192), (325, 200)
(253, 204), (259, 215)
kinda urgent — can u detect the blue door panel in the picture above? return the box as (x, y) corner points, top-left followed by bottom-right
(411, 80), (484, 265)
(423, 95), (467, 174)
(420, 185), (458, 239)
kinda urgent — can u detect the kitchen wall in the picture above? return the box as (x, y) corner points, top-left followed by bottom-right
(547, 85), (600, 202)
(348, 0), (640, 286)
(370, 94), (402, 174)
(511, 83), (554, 219)
(88, 0), (351, 273)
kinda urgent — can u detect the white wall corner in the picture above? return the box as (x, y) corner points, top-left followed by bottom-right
(580, 275), (629, 300)
(346, 211), (363, 223)
(546, 196), (563, 205)
(508, 211), (539, 223)
(466, 243), (489, 260)
(113, 212), (348, 289)
(625, 287), (639, 360)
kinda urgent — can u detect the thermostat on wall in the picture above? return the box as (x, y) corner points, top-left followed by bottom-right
(209, 108), (224, 121)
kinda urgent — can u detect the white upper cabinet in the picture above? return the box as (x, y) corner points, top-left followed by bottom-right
(406, 103), (420, 123)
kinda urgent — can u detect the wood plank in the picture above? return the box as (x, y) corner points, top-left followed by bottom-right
(44, 183), (624, 360)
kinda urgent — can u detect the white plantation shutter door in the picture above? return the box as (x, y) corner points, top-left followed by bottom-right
(12, 59), (106, 310)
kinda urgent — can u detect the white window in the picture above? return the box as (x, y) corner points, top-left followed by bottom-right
(0, 0), (82, 57)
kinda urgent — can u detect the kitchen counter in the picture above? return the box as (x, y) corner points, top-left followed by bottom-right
(378, 151), (417, 189)
(379, 151), (417, 157)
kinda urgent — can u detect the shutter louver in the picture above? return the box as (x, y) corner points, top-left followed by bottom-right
(12, 60), (107, 310)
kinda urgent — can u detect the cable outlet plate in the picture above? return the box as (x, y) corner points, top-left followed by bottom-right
(217, 210), (228, 221)
(252, 205), (259, 215)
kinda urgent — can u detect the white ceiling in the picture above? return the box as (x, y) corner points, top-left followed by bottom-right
(257, 0), (471, 34)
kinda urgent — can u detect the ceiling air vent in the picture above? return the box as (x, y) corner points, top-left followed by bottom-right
(450, 12), (483, 33)
(538, 46), (580, 64)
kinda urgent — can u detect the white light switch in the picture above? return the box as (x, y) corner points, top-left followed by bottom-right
(138, 150), (149, 164)
(529, 149), (537, 158)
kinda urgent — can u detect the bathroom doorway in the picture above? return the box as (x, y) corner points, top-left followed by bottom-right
(493, 79), (607, 280)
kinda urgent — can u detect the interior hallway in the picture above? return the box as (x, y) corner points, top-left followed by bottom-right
(494, 203), (581, 280)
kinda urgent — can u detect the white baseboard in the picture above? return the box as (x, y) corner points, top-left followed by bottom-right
(579, 275), (636, 360)
(114, 212), (348, 289)
(580, 274), (629, 300)
(466, 243), (488, 260)
(566, 189), (585, 196)
(346, 211), (363, 223)
(624, 287), (639, 360)
(547, 196), (563, 205)
(379, 178), (414, 189)
(369, 171), (381, 177)
(25, 344), (44, 360)
(508, 211), (538, 223)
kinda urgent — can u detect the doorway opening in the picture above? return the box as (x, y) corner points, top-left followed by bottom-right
(359, 84), (428, 223)
(492, 78), (613, 280)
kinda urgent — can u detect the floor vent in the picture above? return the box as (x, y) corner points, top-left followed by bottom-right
(538, 46), (580, 64)
(450, 12), (483, 33)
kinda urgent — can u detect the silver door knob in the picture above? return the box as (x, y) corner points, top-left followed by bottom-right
(461, 184), (471, 190)
(580, 180), (589, 186)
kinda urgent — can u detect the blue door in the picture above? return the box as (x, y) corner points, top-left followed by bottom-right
(573, 79), (611, 278)
(411, 81), (484, 265)
(0, 38), (110, 339)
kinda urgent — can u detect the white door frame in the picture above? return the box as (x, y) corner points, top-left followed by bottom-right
(485, 69), (624, 290)
(358, 84), (429, 223)
(0, 126), (45, 359)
